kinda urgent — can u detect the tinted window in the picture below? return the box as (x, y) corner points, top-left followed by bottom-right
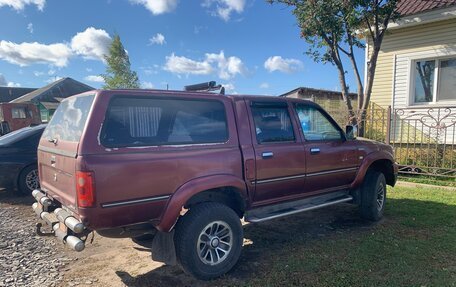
(295, 104), (342, 141)
(42, 94), (95, 142)
(101, 97), (228, 147)
(251, 105), (295, 143)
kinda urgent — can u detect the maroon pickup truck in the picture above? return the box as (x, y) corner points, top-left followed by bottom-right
(31, 89), (397, 280)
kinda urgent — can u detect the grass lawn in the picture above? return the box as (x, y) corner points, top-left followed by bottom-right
(243, 186), (456, 287)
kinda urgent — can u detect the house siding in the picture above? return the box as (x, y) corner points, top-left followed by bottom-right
(369, 18), (456, 108)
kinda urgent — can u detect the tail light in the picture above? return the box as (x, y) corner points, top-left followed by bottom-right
(76, 171), (95, 208)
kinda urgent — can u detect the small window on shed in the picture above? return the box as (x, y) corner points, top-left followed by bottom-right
(12, 107), (27, 119)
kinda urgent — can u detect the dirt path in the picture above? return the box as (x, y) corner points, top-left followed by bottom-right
(1, 188), (375, 287)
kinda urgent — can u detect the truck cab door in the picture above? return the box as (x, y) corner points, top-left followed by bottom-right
(293, 103), (358, 193)
(248, 101), (307, 204)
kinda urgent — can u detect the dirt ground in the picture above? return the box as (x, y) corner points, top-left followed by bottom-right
(1, 188), (374, 287)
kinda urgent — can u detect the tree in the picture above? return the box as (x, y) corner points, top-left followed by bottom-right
(102, 34), (140, 89)
(267, 0), (399, 133)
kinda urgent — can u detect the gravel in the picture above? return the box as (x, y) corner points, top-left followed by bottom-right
(0, 199), (75, 287)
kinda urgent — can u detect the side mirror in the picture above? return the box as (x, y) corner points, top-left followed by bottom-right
(345, 125), (357, 140)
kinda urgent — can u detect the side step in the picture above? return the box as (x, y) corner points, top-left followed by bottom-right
(245, 191), (353, 223)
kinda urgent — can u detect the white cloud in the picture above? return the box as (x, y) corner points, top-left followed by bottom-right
(71, 27), (112, 61)
(0, 40), (72, 67)
(149, 33), (166, 45)
(259, 82), (270, 89)
(33, 71), (44, 76)
(0, 27), (111, 68)
(205, 51), (245, 80)
(0, 74), (6, 86)
(130, 0), (178, 15)
(0, 74), (21, 87)
(0, 0), (45, 11)
(222, 83), (236, 94)
(84, 75), (104, 83)
(7, 81), (21, 87)
(164, 53), (213, 75)
(164, 51), (245, 80)
(48, 69), (55, 75)
(264, 56), (303, 73)
(86, 68), (93, 72)
(202, 0), (245, 21)
(27, 23), (33, 34)
(142, 81), (154, 89)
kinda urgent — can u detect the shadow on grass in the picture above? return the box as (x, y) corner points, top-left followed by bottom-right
(115, 197), (456, 287)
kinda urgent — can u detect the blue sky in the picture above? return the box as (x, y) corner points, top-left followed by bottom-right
(0, 0), (365, 96)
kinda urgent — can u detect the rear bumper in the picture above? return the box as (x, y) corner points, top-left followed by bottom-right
(31, 189), (88, 252)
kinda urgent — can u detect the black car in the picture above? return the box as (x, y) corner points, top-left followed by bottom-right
(0, 124), (46, 195)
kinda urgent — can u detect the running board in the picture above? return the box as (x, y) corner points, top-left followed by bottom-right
(245, 192), (353, 223)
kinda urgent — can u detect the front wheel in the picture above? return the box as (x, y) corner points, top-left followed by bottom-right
(359, 170), (386, 221)
(174, 202), (243, 280)
(17, 165), (39, 196)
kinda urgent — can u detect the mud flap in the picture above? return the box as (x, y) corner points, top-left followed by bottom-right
(151, 230), (177, 266)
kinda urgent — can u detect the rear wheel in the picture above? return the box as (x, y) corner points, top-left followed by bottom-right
(360, 170), (386, 221)
(174, 202), (243, 280)
(17, 165), (39, 196)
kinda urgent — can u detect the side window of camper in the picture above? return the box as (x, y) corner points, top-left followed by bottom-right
(12, 108), (27, 119)
(102, 96), (228, 147)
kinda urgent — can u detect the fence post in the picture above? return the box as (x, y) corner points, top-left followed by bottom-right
(385, 105), (392, 145)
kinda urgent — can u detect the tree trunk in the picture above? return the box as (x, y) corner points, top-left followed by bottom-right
(331, 49), (356, 126)
(359, 44), (380, 136)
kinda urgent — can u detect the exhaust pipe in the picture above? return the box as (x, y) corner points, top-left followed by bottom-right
(54, 208), (85, 234)
(33, 189), (86, 252)
(53, 224), (85, 252)
(32, 189), (52, 208)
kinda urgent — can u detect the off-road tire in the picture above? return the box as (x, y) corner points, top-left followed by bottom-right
(174, 202), (243, 280)
(17, 165), (39, 196)
(360, 170), (386, 221)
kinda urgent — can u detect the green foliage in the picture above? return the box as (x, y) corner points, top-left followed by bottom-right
(102, 34), (140, 89)
(267, 0), (400, 122)
(245, 186), (456, 287)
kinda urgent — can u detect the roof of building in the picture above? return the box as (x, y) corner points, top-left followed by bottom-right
(10, 77), (94, 104)
(279, 87), (357, 98)
(396, 0), (456, 16)
(40, 101), (60, 110)
(0, 87), (37, 103)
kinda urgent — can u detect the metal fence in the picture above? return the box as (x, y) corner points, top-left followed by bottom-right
(325, 103), (456, 179)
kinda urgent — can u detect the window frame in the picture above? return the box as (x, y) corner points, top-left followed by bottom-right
(293, 103), (345, 142)
(410, 55), (456, 107)
(11, 107), (27, 119)
(100, 95), (230, 148)
(249, 101), (297, 145)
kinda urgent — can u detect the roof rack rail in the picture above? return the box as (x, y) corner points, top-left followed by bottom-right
(184, 81), (225, 95)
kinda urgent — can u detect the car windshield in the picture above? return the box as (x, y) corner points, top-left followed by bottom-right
(0, 126), (40, 146)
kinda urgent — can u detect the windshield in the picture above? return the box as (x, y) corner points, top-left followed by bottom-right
(42, 94), (95, 143)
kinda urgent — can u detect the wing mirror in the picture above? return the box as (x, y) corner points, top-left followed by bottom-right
(345, 125), (357, 140)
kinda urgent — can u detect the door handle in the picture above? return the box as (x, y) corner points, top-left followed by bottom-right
(310, 148), (320, 155)
(262, 152), (274, 158)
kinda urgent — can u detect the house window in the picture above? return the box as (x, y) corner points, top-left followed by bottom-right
(12, 107), (27, 119)
(413, 57), (456, 104)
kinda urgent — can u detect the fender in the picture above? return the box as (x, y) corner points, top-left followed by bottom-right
(156, 174), (248, 232)
(350, 151), (395, 190)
